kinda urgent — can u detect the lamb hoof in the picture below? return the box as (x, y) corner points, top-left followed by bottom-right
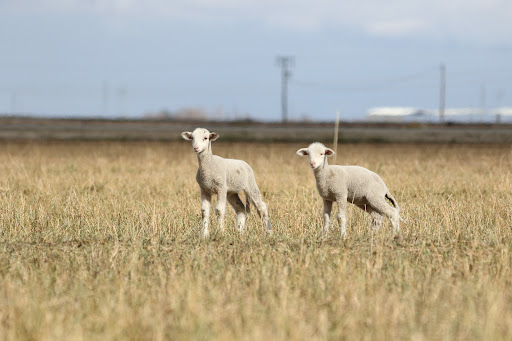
(267, 221), (273, 232)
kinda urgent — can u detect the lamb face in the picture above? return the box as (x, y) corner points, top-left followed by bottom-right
(181, 128), (219, 154)
(296, 142), (334, 170)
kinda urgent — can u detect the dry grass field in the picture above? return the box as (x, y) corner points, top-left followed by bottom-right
(0, 140), (511, 340)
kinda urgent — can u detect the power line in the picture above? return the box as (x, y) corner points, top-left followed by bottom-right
(291, 67), (437, 92)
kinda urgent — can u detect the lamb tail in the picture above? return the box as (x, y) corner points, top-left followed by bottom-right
(385, 192), (398, 209)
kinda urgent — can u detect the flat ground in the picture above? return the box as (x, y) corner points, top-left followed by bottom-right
(0, 141), (511, 340)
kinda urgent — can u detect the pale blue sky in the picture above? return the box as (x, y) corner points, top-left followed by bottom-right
(0, 0), (511, 121)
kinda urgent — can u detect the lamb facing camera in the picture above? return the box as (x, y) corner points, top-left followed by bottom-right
(182, 128), (272, 237)
(296, 142), (401, 236)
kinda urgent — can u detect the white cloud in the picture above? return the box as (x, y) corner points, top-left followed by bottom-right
(2, 0), (512, 46)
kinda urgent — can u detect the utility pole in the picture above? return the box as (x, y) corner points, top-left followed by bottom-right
(276, 56), (294, 123)
(439, 63), (446, 123)
(496, 89), (505, 124)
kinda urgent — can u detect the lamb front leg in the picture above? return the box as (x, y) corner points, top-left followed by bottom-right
(336, 199), (348, 238)
(323, 199), (333, 233)
(215, 189), (227, 233)
(200, 189), (212, 237)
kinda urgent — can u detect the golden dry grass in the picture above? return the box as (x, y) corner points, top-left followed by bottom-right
(0, 140), (511, 340)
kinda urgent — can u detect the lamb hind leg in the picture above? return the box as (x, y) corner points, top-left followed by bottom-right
(227, 193), (247, 232)
(255, 200), (272, 232)
(367, 197), (400, 233)
(356, 204), (383, 231)
(246, 189), (272, 232)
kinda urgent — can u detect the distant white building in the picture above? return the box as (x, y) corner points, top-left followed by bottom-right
(367, 107), (434, 122)
(496, 107), (512, 123)
(367, 107), (512, 123)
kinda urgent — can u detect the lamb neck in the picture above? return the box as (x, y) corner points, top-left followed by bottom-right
(196, 149), (213, 167)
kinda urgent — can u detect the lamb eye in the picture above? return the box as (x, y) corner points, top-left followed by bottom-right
(204, 137), (208, 140)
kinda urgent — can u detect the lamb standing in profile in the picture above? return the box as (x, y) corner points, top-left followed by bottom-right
(296, 142), (401, 236)
(181, 128), (272, 237)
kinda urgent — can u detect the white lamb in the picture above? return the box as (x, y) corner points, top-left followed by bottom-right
(296, 142), (401, 236)
(181, 128), (272, 236)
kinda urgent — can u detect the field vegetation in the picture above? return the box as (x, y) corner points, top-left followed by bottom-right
(0, 140), (511, 340)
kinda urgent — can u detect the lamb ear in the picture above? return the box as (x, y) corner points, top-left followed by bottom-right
(209, 132), (219, 141)
(325, 148), (335, 157)
(181, 132), (193, 141)
(296, 148), (309, 156)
